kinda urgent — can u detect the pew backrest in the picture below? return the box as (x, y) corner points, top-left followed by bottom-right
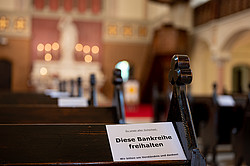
(0, 105), (119, 124)
(0, 92), (57, 104)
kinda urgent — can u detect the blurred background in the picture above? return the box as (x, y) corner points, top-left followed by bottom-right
(1, 0), (250, 165)
(1, 0), (249, 102)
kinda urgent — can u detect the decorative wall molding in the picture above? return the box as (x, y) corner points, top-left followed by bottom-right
(103, 20), (152, 43)
(0, 0), (172, 43)
(0, 12), (31, 38)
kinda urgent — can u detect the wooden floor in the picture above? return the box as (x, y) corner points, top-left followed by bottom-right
(198, 139), (247, 166)
(205, 145), (241, 166)
(207, 151), (235, 166)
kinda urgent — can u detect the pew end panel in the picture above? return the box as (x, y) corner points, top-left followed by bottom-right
(167, 55), (206, 165)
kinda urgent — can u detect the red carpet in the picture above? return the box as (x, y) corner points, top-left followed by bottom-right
(125, 104), (154, 118)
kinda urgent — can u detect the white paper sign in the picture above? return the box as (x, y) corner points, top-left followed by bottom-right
(58, 97), (88, 107)
(48, 91), (70, 98)
(124, 80), (140, 104)
(106, 122), (186, 162)
(217, 95), (235, 107)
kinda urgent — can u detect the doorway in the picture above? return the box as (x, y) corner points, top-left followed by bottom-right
(0, 59), (11, 92)
(232, 65), (250, 94)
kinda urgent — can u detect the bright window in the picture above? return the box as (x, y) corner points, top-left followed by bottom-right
(115, 61), (130, 82)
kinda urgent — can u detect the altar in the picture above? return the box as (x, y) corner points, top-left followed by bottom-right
(31, 16), (106, 101)
(31, 60), (105, 93)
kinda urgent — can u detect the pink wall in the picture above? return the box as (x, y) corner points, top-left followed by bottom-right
(32, 18), (60, 61)
(75, 21), (102, 62)
(31, 18), (102, 62)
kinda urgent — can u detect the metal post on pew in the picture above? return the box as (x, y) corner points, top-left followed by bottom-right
(70, 79), (75, 97)
(59, 81), (63, 92)
(89, 74), (97, 106)
(212, 83), (217, 105)
(62, 80), (66, 92)
(211, 82), (218, 165)
(248, 83), (250, 104)
(58, 80), (67, 92)
(112, 69), (125, 124)
(77, 77), (82, 97)
(168, 55), (206, 166)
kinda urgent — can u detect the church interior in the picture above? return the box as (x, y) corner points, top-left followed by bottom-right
(0, 0), (250, 165)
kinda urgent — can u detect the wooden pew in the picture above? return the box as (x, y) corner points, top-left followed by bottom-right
(0, 69), (124, 124)
(232, 86), (250, 166)
(0, 55), (206, 165)
(0, 124), (190, 165)
(0, 92), (57, 104)
(189, 95), (217, 164)
(188, 96), (211, 138)
(152, 85), (170, 122)
(0, 73), (98, 106)
(192, 83), (247, 165)
(0, 105), (120, 124)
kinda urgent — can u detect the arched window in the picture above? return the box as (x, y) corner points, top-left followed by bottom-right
(115, 60), (130, 82)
